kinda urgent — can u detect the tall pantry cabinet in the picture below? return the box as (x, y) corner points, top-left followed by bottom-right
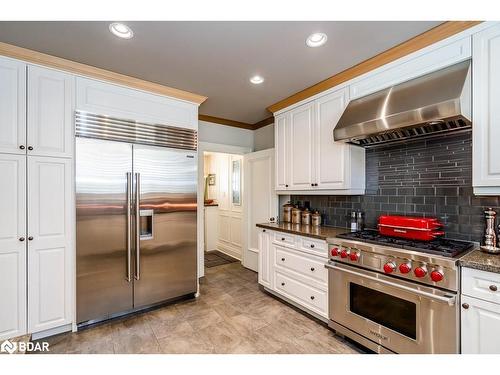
(0, 55), (74, 340)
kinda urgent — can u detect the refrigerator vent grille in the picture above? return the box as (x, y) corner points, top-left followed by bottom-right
(75, 111), (197, 150)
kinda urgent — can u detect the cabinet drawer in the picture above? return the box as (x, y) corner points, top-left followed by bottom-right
(275, 271), (327, 316)
(462, 268), (500, 305)
(272, 232), (295, 247)
(275, 246), (327, 285)
(298, 236), (327, 257)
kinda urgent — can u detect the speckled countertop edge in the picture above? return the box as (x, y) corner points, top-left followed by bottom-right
(256, 222), (348, 241)
(458, 249), (500, 274)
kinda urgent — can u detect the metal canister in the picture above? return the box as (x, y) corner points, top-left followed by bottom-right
(312, 211), (322, 226)
(282, 203), (293, 223)
(301, 209), (312, 226)
(291, 207), (302, 224)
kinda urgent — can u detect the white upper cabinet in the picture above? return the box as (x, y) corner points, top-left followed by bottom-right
(27, 156), (73, 334)
(27, 66), (75, 158)
(275, 113), (289, 190)
(274, 88), (365, 194)
(472, 24), (500, 195)
(0, 56), (26, 155)
(0, 154), (27, 340)
(76, 77), (198, 130)
(289, 102), (314, 190)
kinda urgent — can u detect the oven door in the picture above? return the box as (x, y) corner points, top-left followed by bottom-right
(326, 262), (459, 354)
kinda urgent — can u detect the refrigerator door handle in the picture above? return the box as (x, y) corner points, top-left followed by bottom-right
(135, 172), (141, 280)
(126, 172), (132, 282)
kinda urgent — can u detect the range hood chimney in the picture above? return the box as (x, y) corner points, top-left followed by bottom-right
(333, 60), (472, 147)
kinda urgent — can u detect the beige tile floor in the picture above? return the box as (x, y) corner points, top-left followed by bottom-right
(36, 262), (363, 354)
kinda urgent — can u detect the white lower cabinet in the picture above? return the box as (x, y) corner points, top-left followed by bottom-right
(0, 154), (73, 340)
(461, 267), (500, 353)
(258, 228), (328, 319)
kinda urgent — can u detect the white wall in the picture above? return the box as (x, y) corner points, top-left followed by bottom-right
(254, 123), (275, 151)
(198, 120), (254, 149)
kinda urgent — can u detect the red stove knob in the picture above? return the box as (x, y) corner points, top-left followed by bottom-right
(330, 247), (339, 257)
(349, 252), (360, 261)
(430, 270), (444, 282)
(414, 266), (427, 278)
(399, 263), (412, 274)
(383, 262), (396, 274)
(340, 249), (349, 259)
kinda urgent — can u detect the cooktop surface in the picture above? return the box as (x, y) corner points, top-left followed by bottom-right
(336, 229), (474, 258)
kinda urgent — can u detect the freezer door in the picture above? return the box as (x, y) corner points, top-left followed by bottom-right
(132, 145), (197, 308)
(76, 138), (133, 323)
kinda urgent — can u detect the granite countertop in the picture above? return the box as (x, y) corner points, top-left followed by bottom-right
(256, 222), (348, 241)
(459, 249), (500, 274)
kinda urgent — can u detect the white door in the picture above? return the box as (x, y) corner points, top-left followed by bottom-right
(472, 24), (500, 195)
(28, 156), (73, 333)
(0, 56), (26, 155)
(274, 113), (289, 190)
(315, 88), (349, 189)
(243, 149), (278, 272)
(0, 154), (27, 340)
(289, 102), (314, 190)
(27, 65), (75, 158)
(461, 295), (500, 354)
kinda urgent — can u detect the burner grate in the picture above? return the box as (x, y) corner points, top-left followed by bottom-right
(336, 230), (474, 258)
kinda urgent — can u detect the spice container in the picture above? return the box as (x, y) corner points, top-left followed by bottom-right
(312, 211), (322, 226)
(291, 207), (302, 224)
(282, 202), (293, 223)
(301, 208), (312, 225)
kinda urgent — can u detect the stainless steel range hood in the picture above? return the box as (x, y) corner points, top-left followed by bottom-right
(333, 60), (472, 147)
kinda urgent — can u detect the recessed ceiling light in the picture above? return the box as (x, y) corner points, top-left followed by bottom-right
(306, 32), (327, 47)
(109, 23), (134, 39)
(250, 75), (264, 84)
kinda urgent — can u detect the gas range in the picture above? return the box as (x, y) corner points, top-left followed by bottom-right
(328, 230), (475, 292)
(326, 230), (475, 353)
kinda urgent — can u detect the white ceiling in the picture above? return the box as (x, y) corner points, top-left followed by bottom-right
(0, 21), (442, 124)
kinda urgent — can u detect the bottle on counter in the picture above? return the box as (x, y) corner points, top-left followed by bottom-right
(356, 211), (364, 231)
(350, 211), (358, 232)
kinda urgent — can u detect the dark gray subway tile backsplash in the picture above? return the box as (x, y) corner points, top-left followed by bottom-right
(292, 131), (495, 243)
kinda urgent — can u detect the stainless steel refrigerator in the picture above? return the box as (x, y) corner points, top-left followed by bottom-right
(75, 112), (197, 325)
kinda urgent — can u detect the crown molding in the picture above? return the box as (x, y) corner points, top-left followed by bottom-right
(0, 41), (207, 105)
(267, 21), (482, 114)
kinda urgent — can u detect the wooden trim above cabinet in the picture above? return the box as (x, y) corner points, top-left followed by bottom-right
(198, 114), (255, 130)
(0, 41), (208, 105)
(253, 116), (275, 130)
(267, 21), (482, 114)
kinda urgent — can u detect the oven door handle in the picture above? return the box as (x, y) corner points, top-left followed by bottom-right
(325, 263), (456, 306)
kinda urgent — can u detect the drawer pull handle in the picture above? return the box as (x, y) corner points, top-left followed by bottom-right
(281, 258), (285, 262)
(19, 237), (25, 242)
(310, 267), (315, 272)
(310, 296), (315, 300)
(462, 303), (469, 309)
(281, 282), (285, 286)
(310, 244), (315, 248)
(19, 145), (25, 150)
(28, 146), (33, 151)
(490, 285), (498, 292)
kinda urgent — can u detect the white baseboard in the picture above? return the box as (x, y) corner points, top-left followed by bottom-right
(216, 242), (242, 260)
(31, 323), (73, 340)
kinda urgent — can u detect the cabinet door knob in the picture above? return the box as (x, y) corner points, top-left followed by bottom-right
(27, 146), (33, 151)
(28, 236), (33, 241)
(262, 229), (266, 232)
(19, 237), (25, 242)
(281, 282), (285, 286)
(269, 217), (275, 222)
(462, 303), (469, 309)
(310, 267), (315, 272)
(19, 145), (25, 150)
(281, 238), (285, 241)
(281, 257), (285, 262)
(490, 285), (498, 292)
(285, 184), (288, 188)
(311, 183), (314, 187)
(310, 296), (315, 300)
(310, 244), (315, 248)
